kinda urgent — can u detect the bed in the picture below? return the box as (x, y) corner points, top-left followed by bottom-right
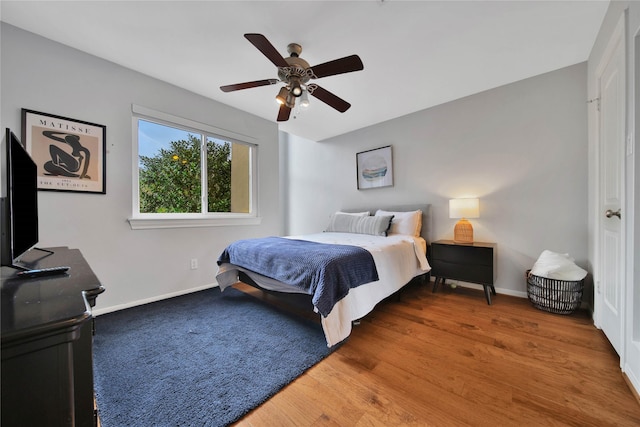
(215, 204), (431, 347)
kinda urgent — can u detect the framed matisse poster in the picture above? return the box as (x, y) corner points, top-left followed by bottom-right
(356, 145), (393, 190)
(22, 109), (106, 194)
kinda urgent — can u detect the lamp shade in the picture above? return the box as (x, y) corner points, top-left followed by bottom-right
(291, 81), (303, 97)
(300, 90), (310, 108)
(449, 198), (480, 219)
(275, 87), (289, 105)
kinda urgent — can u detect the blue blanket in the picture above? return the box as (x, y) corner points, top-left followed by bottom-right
(217, 237), (379, 317)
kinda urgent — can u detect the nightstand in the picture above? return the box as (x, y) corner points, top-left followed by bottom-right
(430, 239), (497, 304)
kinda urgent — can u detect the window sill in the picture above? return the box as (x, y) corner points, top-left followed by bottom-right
(128, 215), (262, 230)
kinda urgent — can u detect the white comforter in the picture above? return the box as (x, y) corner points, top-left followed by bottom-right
(216, 232), (431, 347)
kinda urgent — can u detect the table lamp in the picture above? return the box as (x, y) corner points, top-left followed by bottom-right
(449, 198), (480, 244)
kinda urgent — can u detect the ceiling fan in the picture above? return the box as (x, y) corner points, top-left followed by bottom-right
(220, 33), (364, 122)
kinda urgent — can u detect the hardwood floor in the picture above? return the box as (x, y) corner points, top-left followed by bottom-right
(232, 281), (640, 426)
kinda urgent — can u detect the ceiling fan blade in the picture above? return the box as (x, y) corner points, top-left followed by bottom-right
(220, 79), (279, 92)
(310, 55), (364, 79)
(244, 33), (289, 68)
(307, 84), (351, 113)
(277, 104), (292, 122)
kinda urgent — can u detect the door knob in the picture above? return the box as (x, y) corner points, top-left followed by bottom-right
(605, 208), (621, 219)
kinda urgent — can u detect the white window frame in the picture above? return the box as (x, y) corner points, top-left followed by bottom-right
(128, 105), (260, 230)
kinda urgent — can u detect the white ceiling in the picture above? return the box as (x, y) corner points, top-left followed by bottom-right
(1, 1), (609, 141)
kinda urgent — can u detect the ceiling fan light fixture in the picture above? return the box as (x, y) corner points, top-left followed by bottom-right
(300, 89), (310, 108)
(291, 80), (303, 97)
(275, 86), (288, 105)
(285, 92), (296, 109)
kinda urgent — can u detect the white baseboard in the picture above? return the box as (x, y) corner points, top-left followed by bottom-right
(92, 279), (529, 317)
(623, 341), (640, 404)
(623, 364), (640, 404)
(438, 280), (528, 299)
(92, 282), (219, 317)
(440, 280), (593, 312)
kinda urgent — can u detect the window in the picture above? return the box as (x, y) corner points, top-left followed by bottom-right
(129, 106), (259, 229)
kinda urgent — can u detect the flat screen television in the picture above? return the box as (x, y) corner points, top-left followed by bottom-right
(1, 128), (39, 269)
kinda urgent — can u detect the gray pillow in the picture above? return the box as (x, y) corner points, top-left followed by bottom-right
(325, 213), (394, 236)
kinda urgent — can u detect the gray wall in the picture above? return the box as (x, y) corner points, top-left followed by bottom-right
(1, 22), (590, 306)
(1, 23), (281, 313)
(283, 63), (588, 297)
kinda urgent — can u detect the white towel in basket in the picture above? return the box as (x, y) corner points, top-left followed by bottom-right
(530, 250), (587, 281)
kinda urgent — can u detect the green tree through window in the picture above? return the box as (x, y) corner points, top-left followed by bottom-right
(138, 122), (247, 214)
(207, 137), (232, 213)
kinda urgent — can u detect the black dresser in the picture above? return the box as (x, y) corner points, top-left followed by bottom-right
(1, 247), (104, 427)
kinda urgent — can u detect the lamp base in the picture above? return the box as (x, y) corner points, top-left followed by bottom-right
(453, 219), (474, 244)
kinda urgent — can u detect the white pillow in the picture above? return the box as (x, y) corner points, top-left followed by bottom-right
(375, 209), (422, 237)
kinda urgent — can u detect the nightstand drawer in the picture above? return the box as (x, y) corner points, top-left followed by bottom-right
(430, 259), (493, 284)
(431, 244), (493, 267)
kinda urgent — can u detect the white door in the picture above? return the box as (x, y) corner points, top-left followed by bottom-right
(596, 16), (626, 356)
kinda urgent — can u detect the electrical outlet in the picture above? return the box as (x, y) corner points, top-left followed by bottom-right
(190, 258), (198, 270)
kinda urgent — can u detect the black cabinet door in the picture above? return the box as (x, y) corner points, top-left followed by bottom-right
(1, 247), (103, 427)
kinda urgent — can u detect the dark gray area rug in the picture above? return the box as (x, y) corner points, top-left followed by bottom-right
(93, 287), (333, 426)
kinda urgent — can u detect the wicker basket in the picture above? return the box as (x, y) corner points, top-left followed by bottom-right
(526, 270), (584, 314)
